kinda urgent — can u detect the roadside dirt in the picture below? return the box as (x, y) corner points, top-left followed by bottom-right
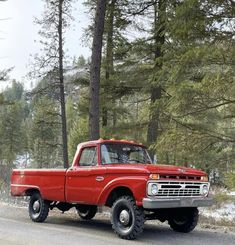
(1, 199), (234, 235)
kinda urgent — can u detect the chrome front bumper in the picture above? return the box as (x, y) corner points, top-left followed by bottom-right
(143, 197), (214, 209)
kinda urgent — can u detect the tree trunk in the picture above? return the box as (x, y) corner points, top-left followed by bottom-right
(147, 0), (166, 153)
(89, 0), (107, 139)
(102, 0), (116, 127)
(58, 0), (69, 168)
(102, 0), (115, 127)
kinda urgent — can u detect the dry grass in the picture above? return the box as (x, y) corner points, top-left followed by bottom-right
(199, 215), (235, 233)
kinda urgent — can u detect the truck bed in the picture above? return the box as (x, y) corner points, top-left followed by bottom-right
(11, 169), (67, 202)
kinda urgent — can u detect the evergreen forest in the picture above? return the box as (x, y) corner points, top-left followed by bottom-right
(0, 0), (234, 188)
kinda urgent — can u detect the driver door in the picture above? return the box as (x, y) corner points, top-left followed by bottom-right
(66, 146), (104, 204)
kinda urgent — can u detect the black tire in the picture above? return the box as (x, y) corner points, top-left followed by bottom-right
(28, 192), (49, 222)
(76, 205), (97, 220)
(168, 208), (199, 233)
(111, 196), (145, 240)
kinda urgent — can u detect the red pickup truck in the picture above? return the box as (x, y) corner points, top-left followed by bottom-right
(11, 139), (213, 239)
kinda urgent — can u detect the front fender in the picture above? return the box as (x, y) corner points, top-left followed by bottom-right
(97, 176), (148, 206)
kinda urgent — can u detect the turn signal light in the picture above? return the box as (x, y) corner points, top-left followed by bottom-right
(201, 176), (208, 181)
(150, 174), (160, 180)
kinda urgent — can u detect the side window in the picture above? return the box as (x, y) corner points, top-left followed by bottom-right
(101, 145), (119, 164)
(79, 147), (97, 166)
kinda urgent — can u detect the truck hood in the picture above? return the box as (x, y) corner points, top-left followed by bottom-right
(145, 164), (205, 176)
(105, 164), (206, 177)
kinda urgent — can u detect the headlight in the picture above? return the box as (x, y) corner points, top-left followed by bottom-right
(148, 183), (158, 196)
(201, 184), (209, 196)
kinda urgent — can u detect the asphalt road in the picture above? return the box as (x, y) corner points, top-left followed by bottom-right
(0, 202), (234, 245)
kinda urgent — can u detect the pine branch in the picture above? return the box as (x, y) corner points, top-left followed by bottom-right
(128, 1), (155, 16)
(165, 113), (235, 143)
(176, 100), (235, 117)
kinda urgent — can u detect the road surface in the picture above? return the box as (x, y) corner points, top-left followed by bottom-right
(0, 202), (234, 245)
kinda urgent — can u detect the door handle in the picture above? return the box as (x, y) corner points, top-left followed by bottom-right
(96, 176), (104, 182)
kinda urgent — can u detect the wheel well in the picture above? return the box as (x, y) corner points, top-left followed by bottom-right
(105, 186), (134, 207)
(25, 188), (40, 196)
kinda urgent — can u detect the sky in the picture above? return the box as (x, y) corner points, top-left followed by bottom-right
(0, 0), (90, 90)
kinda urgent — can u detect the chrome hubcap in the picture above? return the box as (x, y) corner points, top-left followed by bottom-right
(33, 201), (40, 213)
(119, 210), (130, 225)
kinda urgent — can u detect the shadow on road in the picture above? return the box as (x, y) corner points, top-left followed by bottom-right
(1, 203), (234, 245)
(44, 214), (233, 244)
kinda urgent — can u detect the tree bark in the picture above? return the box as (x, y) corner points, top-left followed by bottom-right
(89, 0), (107, 139)
(147, 0), (166, 155)
(102, 0), (115, 127)
(58, 0), (69, 168)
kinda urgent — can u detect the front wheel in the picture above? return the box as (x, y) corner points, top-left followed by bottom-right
(111, 196), (145, 240)
(168, 208), (199, 233)
(76, 205), (97, 220)
(29, 192), (49, 222)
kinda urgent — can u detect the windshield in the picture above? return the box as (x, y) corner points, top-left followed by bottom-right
(101, 144), (152, 164)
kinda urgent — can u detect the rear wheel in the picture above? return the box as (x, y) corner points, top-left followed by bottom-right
(111, 196), (145, 240)
(28, 192), (49, 222)
(168, 208), (199, 233)
(76, 205), (97, 220)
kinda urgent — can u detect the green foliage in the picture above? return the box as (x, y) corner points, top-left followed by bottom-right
(133, 0), (235, 176)
(0, 94), (4, 105)
(66, 96), (76, 134)
(76, 55), (87, 68)
(68, 117), (89, 162)
(29, 97), (61, 168)
(0, 82), (28, 184)
(81, 0), (234, 182)
(0, 0), (234, 189)
(0, 67), (13, 81)
(0, 103), (25, 164)
(3, 81), (24, 102)
(224, 172), (235, 190)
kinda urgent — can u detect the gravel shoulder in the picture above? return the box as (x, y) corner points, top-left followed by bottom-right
(1, 200), (235, 232)
(0, 200), (235, 245)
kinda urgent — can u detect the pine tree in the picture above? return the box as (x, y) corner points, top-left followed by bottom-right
(29, 97), (61, 168)
(30, 0), (73, 168)
(151, 0), (235, 173)
(0, 82), (28, 182)
(89, 0), (107, 140)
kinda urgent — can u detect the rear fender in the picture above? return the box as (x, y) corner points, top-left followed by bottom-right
(11, 184), (40, 197)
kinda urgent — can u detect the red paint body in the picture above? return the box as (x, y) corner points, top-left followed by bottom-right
(11, 139), (207, 206)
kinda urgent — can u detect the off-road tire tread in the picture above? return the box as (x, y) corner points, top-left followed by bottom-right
(29, 193), (49, 223)
(111, 196), (145, 240)
(169, 208), (199, 233)
(77, 206), (97, 220)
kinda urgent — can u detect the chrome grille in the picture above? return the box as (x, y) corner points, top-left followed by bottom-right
(155, 181), (205, 197)
(160, 175), (201, 181)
